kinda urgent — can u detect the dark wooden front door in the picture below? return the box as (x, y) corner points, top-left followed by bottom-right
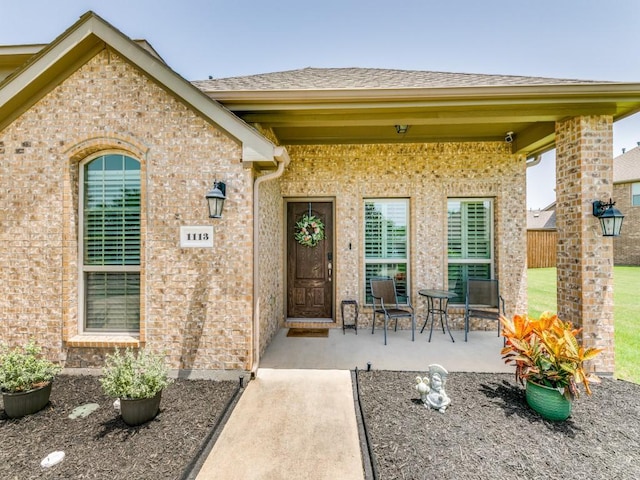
(287, 201), (333, 320)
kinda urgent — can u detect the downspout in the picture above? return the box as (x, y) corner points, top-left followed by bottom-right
(251, 146), (290, 377)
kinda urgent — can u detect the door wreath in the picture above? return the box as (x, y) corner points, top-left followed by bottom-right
(294, 214), (325, 247)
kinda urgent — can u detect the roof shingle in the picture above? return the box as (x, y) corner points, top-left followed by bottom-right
(193, 67), (607, 91)
(614, 146), (640, 183)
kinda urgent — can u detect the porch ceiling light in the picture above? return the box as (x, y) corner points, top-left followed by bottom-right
(395, 125), (409, 134)
(206, 180), (226, 218)
(592, 198), (624, 237)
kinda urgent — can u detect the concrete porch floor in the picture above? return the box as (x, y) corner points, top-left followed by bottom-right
(259, 325), (512, 373)
(196, 327), (511, 479)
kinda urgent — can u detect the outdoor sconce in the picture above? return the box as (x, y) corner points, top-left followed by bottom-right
(395, 125), (409, 134)
(205, 180), (226, 218)
(592, 198), (624, 237)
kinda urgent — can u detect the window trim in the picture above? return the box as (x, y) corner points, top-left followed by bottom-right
(363, 198), (410, 305)
(78, 153), (142, 336)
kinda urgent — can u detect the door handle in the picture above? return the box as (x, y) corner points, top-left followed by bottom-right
(328, 262), (332, 282)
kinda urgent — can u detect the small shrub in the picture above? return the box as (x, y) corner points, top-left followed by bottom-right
(100, 348), (170, 399)
(0, 340), (62, 393)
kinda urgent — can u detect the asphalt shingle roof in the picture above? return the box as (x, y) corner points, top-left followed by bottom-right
(614, 146), (640, 183)
(193, 67), (607, 91)
(527, 209), (556, 230)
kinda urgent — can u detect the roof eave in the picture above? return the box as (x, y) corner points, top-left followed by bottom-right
(0, 11), (278, 166)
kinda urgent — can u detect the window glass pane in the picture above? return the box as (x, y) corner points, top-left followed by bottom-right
(448, 200), (490, 259)
(84, 155), (141, 265)
(447, 263), (491, 303)
(365, 200), (407, 259)
(82, 154), (141, 333)
(447, 198), (493, 302)
(85, 272), (140, 331)
(364, 199), (408, 304)
(365, 263), (407, 304)
(632, 183), (640, 206)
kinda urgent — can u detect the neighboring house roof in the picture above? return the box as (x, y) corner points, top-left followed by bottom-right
(0, 11), (283, 166)
(195, 68), (640, 154)
(527, 208), (556, 230)
(194, 67), (606, 91)
(614, 146), (640, 183)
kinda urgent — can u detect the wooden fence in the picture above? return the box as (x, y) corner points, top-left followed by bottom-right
(527, 230), (557, 268)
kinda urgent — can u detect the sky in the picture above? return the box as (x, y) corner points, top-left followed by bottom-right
(2, 0), (640, 209)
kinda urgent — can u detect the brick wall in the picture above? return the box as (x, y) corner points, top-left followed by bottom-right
(279, 143), (528, 331)
(613, 182), (640, 265)
(0, 49), (254, 372)
(555, 115), (615, 373)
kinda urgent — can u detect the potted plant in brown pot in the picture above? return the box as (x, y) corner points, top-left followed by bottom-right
(500, 312), (602, 421)
(0, 340), (62, 418)
(100, 347), (170, 426)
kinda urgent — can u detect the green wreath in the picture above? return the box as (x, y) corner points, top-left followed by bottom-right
(294, 214), (325, 247)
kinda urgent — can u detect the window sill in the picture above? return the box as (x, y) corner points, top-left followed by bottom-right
(66, 335), (140, 348)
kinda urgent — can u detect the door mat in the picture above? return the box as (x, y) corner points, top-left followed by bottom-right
(286, 328), (329, 338)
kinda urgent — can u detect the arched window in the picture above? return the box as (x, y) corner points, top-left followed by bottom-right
(80, 154), (141, 332)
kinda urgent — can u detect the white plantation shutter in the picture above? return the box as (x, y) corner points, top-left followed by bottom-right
(364, 200), (409, 303)
(447, 199), (493, 302)
(81, 155), (141, 332)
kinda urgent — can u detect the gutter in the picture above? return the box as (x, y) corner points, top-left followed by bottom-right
(526, 155), (542, 168)
(250, 146), (290, 376)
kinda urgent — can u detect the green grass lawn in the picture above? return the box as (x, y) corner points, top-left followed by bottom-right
(527, 266), (639, 384)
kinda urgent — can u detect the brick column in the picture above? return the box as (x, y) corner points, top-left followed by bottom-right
(555, 115), (614, 373)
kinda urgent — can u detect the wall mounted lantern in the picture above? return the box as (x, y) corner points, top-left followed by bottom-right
(395, 125), (409, 134)
(206, 180), (226, 218)
(592, 198), (624, 237)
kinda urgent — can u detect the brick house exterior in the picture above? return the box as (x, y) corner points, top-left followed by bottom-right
(613, 146), (640, 265)
(2, 12), (640, 374)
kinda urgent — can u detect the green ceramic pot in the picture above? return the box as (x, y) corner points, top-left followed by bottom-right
(525, 380), (572, 421)
(2, 382), (52, 418)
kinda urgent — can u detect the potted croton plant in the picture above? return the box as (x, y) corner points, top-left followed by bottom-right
(0, 340), (62, 418)
(100, 347), (170, 426)
(500, 312), (602, 421)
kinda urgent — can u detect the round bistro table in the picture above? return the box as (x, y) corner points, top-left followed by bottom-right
(418, 289), (456, 342)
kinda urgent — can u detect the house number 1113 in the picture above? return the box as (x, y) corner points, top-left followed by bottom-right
(180, 226), (214, 248)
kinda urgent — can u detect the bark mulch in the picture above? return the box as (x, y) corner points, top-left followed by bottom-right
(356, 371), (640, 480)
(0, 375), (239, 480)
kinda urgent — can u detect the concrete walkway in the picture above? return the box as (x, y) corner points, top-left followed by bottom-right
(196, 368), (364, 480)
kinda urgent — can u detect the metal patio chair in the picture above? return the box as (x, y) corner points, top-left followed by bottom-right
(464, 278), (505, 342)
(370, 277), (415, 345)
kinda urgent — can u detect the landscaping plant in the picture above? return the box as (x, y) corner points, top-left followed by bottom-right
(100, 348), (170, 399)
(500, 312), (601, 400)
(0, 340), (62, 393)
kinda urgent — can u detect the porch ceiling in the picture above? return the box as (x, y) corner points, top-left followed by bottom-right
(206, 85), (640, 157)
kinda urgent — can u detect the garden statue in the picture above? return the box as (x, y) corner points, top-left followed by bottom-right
(414, 364), (451, 413)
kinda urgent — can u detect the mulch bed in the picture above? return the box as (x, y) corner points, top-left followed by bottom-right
(0, 375), (238, 480)
(356, 371), (640, 480)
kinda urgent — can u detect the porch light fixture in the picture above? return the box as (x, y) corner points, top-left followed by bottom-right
(206, 180), (226, 218)
(592, 198), (624, 237)
(395, 125), (409, 134)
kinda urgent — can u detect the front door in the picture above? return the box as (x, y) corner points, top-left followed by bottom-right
(287, 201), (333, 320)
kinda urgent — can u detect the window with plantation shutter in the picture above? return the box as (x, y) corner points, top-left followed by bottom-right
(80, 154), (141, 332)
(632, 183), (640, 206)
(364, 199), (409, 304)
(447, 199), (493, 303)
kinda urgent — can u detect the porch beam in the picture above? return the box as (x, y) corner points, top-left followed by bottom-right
(239, 104), (618, 127)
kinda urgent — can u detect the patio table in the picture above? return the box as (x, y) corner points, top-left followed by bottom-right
(418, 289), (456, 343)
